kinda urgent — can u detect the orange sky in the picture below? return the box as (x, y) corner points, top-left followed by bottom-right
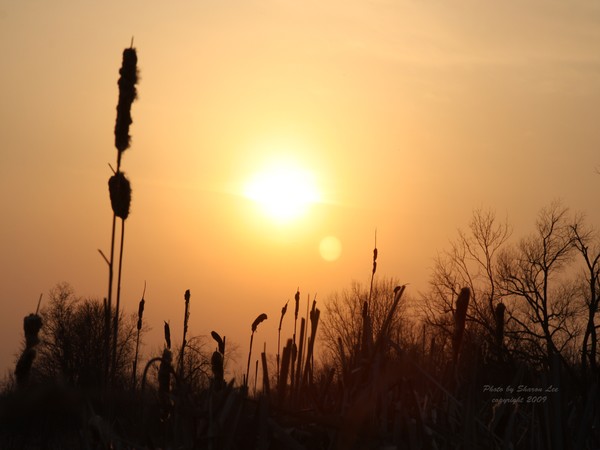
(1, 1), (600, 379)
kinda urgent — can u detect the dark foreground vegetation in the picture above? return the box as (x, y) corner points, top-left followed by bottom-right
(1, 45), (599, 449)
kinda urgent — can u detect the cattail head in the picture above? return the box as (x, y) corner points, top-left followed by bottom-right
(108, 172), (131, 220)
(294, 289), (300, 319)
(114, 47), (138, 155)
(211, 331), (225, 355)
(184, 289), (190, 303)
(252, 313), (268, 333)
(23, 314), (42, 348)
(137, 298), (145, 331)
(164, 321), (171, 349)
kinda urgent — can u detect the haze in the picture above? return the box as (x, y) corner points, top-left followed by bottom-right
(1, 1), (599, 377)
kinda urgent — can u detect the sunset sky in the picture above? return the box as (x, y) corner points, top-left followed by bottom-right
(1, 1), (599, 378)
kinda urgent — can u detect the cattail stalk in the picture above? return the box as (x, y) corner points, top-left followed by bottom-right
(245, 313), (267, 390)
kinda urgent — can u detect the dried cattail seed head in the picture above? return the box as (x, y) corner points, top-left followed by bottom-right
(137, 298), (145, 331)
(252, 313), (268, 332)
(164, 321), (171, 349)
(23, 314), (42, 348)
(108, 172), (131, 220)
(114, 47), (138, 154)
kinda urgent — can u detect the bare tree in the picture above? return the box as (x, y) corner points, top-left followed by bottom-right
(570, 218), (600, 377)
(497, 201), (580, 368)
(421, 208), (511, 353)
(36, 282), (138, 387)
(320, 276), (408, 375)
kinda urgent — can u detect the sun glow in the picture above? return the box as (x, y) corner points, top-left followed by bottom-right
(244, 161), (320, 223)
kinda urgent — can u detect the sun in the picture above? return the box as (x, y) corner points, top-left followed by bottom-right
(243, 161), (320, 223)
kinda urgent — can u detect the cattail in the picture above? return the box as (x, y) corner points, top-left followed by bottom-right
(179, 289), (191, 378)
(495, 302), (506, 347)
(361, 301), (372, 357)
(303, 302), (320, 386)
(132, 283), (146, 389)
(276, 300), (288, 387)
(261, 351), (270, 396)
(368, 230), (378, 311)
(291, 290), (300, 393)
(452, 287), (471, 364)
(164, 321), (171, 349)
(23, 314), (42, 348)
(252, 313), (268, 332)
(211, 350), (224, 391)
(137, 297), (145, 331)
(114, 46), (138, 161)
(158, 348), (172, 395)
(278, 339), (292, 402)
(246, 313), (267, 390)
(108, 172), (131, 220)
(211, 331), (225, 355)
(15, 313), (43, 387)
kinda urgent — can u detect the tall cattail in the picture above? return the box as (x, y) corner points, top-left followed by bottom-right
(303, 301), (320, 386)
(291, 290), (300, 393)
(276, 300), (288, 387)
(452, 287), (471, 364)
(15, 313), (43, 387)
(368, 230), (378, 311)
(495, 302), (506, 347)
(158, 348), (172, 393)
(210, 330), (225, 390)
(106, 45), (138, 385)
(278, 339), (293, 402)
(114, 46), (138, 166)
(245, 313), (267, 390)
(131, 283), (146, 389)
(179, 289), (191, 378)
(211, 351), (224, 391)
